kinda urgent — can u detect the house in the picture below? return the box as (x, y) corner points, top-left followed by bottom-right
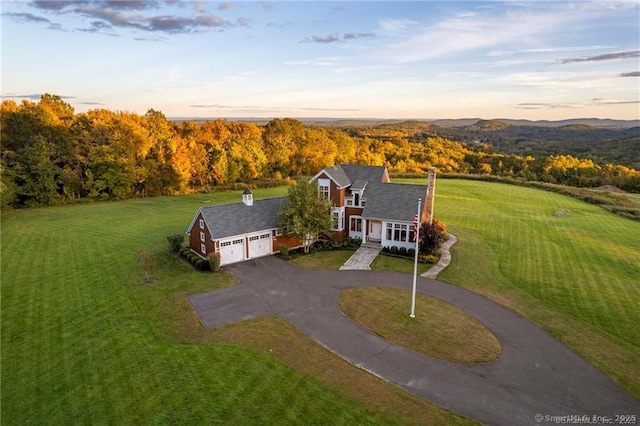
(310, 164), (436, 250)
(186, 188), (301, 266)
(187, 164), (436, 266)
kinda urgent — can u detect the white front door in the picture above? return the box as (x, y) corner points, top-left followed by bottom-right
(219, 238), (245, 265)
(369, 221), (382, 241)
(248, 233), (272, 259)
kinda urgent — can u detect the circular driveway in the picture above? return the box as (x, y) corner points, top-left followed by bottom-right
(188, 256), (639, 425)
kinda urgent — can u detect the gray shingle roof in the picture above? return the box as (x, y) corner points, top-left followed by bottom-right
(341, 164), (386, 183)
(350, 180), (368, 191)
(322, 164), (351, 188)
(362, 183), (426, 222)
(199, 197), (284, 240)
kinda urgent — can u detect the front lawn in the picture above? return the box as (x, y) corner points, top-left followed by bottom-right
(370, 253), (432, 274)
(340, 287), (502, 363)
(289, 249), (355, 270)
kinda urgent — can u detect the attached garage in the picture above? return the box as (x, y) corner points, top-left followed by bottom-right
(219, 238), (245, 265)
(187, 191), (301, 267)
(248, 232), (272, 259)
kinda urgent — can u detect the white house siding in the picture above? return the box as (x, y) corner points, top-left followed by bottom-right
(381, 221), (418, 250)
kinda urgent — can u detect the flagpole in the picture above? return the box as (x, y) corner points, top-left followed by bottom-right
(410, 198), (421, 318)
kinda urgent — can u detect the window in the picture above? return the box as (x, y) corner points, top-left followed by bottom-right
(332, 208), (344, 231)
(319, 184), (329, 200)
(201, 244), (206, 254)
(276, 227), (289, 236)
(199, 219), (204, 229)
(350, 217), (361, 232)
(387, 223), (410, 242)
(233, 239), (243, 245)
(318, 178), (331, 201)
(221, 241), (231, 247)
(200, 232), (205, 242)
(249, 235), (260, 241)
(354, 193), (360, 206)
(346, 199), (353, 206)
(261, 234), (270, 239)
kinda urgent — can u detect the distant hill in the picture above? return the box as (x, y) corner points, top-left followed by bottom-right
(428, 118), (640, 128)
(170, 116), (640, 129)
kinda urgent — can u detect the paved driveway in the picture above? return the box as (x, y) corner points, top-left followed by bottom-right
(188, 256), (639, 425)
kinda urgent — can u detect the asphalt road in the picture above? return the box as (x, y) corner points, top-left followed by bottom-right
(189, 256), (640, 425)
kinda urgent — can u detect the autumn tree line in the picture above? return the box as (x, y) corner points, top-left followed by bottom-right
(1, 94), (639, 209)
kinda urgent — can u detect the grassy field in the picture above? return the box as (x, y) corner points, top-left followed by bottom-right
(2, 179), (639, 424)
(340, 287), (501, 363)
(398, 178), (640, 395)
(1, 187), (471, 425)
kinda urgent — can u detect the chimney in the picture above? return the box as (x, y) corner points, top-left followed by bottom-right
(242, 188), (253, 206)
(425, 168), (436, 223)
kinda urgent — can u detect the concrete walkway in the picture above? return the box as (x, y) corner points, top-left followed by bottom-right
(339, 245), (381, 270)
(189, 256), (639, 425)
(421, 234), (457, 279)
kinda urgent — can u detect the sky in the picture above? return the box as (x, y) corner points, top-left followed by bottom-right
(1, 0), (639, 120)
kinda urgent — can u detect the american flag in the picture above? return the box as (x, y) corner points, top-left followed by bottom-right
(412, 214), (419, 241)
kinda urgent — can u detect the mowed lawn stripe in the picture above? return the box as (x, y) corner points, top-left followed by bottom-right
(427, 179), (639, 394)
(3, 188), (402, 425)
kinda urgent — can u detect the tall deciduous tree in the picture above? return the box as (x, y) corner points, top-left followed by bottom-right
(278, 180), (333, 253)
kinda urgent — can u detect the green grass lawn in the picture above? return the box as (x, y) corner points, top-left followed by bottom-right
(400, 178), (640, 395)
(3, 180), (639, 424)
(370, 253), (432, 274)
(1, 188), (418, 425)
(289, 249), (355, 269)
(340, 287), (501, 363)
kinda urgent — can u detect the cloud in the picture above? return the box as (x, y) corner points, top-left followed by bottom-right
(590, 99), (640, 105)
(74, 5), (238, 33)
(378, 18), (418, 33)
(515, 98), (640, 110)
(556, 51), (640, 64)
(515, 102), (579, 110)
(302, 32), (375, 43)
(190, 104), (361, 113)
(21, 0), (249, 35)
(218, 2), (232, 11)
(30, 0), (87, 11)
(1, 93), (75, 100)
(3, 12), (52, 24)
(620, 71), (640, 77)
(376, 3), (633, 64)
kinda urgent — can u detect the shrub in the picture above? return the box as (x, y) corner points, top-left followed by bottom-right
(278, 244), (290, 258)
(166, 234), (185, 252)
(408, 248), (416, 258)
(398, 247), (407, 256)
(208, 253), (221, 272)
(419, 254), (439, 264)
(382, 246), (390, 253)
(196, 258), (210, 271)
(390, 246), (399, 255)
(419, 219), (449, 256)
(179, 247), (190, 257)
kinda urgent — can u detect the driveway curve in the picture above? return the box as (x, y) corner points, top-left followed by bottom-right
(188, 256), (639, 425)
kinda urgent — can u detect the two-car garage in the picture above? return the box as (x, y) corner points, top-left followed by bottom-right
(188, 195), (296, 267)
(219, 232), (273, 266)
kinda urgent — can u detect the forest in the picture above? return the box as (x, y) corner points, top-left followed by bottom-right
(1, 94), (639, 209)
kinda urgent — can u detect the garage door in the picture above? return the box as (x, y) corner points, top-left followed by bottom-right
(219, 238), (245, 265)
(248, 233), (272, 259)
